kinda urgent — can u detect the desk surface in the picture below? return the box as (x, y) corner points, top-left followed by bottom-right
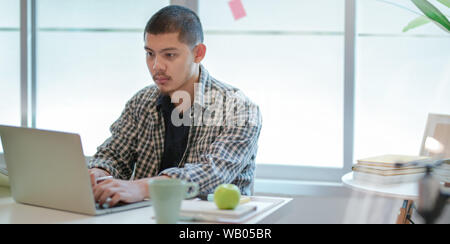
(0, 187), (292, 224)
(342, 172), (418, 200)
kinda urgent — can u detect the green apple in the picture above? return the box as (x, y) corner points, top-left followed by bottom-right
(213, 184), (241, 210)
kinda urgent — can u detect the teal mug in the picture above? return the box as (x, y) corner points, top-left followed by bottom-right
(148, 178), (199, 224)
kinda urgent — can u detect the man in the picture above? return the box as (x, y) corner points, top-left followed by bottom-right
(88, 5), (262, 207)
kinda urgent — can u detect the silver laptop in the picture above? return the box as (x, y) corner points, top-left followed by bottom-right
(0, 125), (151, 216)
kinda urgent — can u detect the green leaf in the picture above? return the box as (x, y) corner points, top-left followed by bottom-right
(412, 0), (450, 32)
(403, 16), (432, 32)
(436, 0), (450, 8)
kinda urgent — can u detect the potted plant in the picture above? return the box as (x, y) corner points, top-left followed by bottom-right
(403, 0), (450, 33)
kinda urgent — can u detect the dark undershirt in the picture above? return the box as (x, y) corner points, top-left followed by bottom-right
(157, 95), (190, 173)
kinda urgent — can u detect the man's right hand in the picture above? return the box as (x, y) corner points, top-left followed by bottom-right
(88, 168), (111, 188)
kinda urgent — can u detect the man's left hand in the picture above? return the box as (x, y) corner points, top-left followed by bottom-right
(92, 175), (170, 207)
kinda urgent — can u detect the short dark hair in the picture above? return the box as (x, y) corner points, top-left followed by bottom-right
(144, 5), (204, 47)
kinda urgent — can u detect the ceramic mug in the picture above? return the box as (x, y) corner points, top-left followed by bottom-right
(148, 178), (199, 224)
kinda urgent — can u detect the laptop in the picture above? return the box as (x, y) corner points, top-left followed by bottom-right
(0, 125), (151, 216)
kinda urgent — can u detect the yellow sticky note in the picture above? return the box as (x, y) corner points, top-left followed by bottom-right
(240, 196), (251, 204)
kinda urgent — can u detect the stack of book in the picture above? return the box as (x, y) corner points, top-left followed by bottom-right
(353, 154), (432, 184)
(434, 160), (450, 185)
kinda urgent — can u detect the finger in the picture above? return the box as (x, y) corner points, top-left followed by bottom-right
(108, 192), (122, 207)
(90, 173), (97, 188)
(99, 187), (119, 206)
(93, 180), (114, 203)
(101, 197), (113, 209)
(93, 185), (102, 203)
(96, 179), (116, 202)
(96, 176), (113, 185)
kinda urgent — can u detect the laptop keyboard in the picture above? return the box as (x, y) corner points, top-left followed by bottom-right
(95, 200), (128, 210)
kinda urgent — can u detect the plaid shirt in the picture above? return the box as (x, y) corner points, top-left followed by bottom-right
(88, 65), (262, 196)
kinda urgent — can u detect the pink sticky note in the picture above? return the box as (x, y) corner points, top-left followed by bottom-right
(228, 0), (247, 21)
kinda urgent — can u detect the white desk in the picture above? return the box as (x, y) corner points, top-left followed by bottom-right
(0, 187), (292, 224)
(342, 172), (420, 224)
(342, 172), (418, 200)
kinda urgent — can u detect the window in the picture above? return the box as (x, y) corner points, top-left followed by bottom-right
(4, 0), (449, 183)
(0, 0), (20, 154)
(354, 0), (450, 160)
(199, 0), (346, 168)
(0, 0), (20, 127)
(36, 0), (169, 155)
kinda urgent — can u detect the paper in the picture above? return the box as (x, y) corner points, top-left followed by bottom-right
(228, 0), (247, 20)
(179, 198), (284, 223)
(180, 200), (256, 219)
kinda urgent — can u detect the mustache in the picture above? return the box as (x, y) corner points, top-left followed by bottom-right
(153, 72), (171, 80)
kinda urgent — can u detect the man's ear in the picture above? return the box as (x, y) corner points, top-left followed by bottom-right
(193, 43), (207, 63)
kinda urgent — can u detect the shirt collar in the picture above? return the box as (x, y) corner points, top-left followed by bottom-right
(194, 64), (209, 108)
(156, 94), (172, 112)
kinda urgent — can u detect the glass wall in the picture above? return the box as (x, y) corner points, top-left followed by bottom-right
(36, 0), (169, 155)
(0, 0), (20, 154)
(354, 0), (450, 160)
(2, 0), (449, 179)
(200, 0), (346, 167)
(0, 0), (20, 127)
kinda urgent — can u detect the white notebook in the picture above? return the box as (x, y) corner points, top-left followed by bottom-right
(180, 200), (257, 223)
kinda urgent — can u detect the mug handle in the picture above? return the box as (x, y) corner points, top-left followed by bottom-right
(185, 182), (199, 199)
